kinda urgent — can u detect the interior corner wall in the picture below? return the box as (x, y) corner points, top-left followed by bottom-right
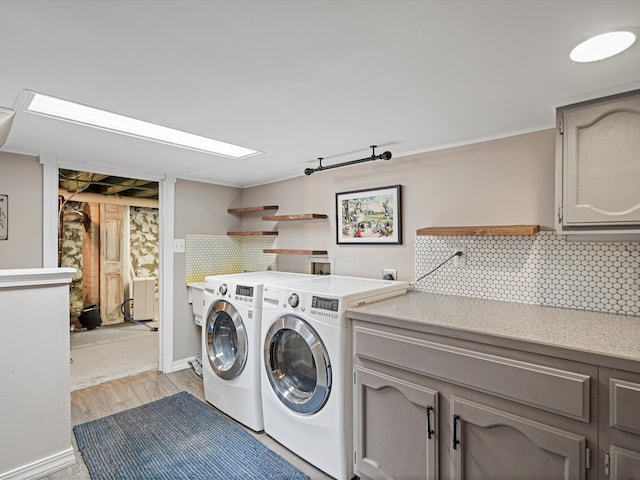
(173, 179), (242, 362)
(240, 129), (556, 281)
(0, 152), (43, 268)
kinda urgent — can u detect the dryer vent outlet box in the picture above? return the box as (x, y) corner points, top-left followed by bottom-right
(132, 278), (155, 321)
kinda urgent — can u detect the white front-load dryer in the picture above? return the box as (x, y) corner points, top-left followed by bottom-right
(202, 271), (312, 431)
(261, 275), (408, 480)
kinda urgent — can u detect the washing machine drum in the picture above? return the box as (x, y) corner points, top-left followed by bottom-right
(264, 315), (331, 415)
(206, 300), (248, 380)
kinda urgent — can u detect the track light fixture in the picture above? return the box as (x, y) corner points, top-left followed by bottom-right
(304, 145), (392, 176)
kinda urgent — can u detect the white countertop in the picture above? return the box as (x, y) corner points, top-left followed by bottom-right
(347, 291), (640, 370)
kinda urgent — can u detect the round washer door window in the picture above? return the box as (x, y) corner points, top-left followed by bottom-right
(206, 300), (247, 380)
(264, 315), (331, 415)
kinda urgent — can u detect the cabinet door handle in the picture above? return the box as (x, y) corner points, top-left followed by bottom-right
(453, 414), (461, 450)
(426, 406), (434, 440)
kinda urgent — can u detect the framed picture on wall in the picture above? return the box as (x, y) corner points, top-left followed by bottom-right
(336, 185), (402, 245)
(0, 194), (7, 240)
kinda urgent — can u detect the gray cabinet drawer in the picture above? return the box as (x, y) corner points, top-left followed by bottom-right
(353, 325), (591, 422)
(610, 378), (640, 435)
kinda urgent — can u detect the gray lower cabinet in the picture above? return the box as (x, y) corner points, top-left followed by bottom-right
(451, 396), (586, 480)
(354, 365), (438, 480)
(599, 368), (640, 479)
(352, 321), (601, 480)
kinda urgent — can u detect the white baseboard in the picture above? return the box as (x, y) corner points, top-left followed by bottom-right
(170, 356), (195, 373)
(0, 446), (75, 480)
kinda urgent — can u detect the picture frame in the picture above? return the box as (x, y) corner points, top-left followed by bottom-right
(0, 194), (7, 240)
(336, 185), (402, 245)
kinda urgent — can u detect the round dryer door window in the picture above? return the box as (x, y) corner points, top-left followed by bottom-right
(206, 300), (248, 380)
(264, 315), (331, 415)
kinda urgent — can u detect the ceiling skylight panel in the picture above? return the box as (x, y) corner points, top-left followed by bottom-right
(24, 92), (259, 159)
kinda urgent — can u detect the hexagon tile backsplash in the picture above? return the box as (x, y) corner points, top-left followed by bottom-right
(185, 234), (277, 283)
(415, 231), (639, 316)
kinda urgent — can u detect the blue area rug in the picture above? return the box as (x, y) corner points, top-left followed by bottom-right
(73, 391), (309, 480)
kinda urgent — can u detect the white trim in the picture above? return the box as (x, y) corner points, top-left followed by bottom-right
(40, 159), (172, 373)
(40, 156), (58, 267)
(0, 267), (74, 288)
(0, 447), (75, 480)
(172, 356), (195, 373)
(158, 176), (176, 373)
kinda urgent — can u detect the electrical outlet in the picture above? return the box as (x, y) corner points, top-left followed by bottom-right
(382, 268), (397, 280)
(454, 246), (467, 267)
(174, 238), (186, 253)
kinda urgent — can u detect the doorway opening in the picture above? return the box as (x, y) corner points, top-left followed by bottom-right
(57, 169), (161, 390)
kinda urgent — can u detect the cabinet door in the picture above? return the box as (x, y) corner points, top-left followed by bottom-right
(609, 446), (640, 479)
(451, 396), (586, 480)
(354, 365), (438, 480)
(561, 91), (640, 226)
(599, 369), (640, 479)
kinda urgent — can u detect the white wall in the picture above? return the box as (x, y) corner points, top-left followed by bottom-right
(0, 131), (556, 365)
(0, 268), (75, 479)
(173, 179), (241, 362)
(241, 129), (555, 281)
(0, 152), (43, 268)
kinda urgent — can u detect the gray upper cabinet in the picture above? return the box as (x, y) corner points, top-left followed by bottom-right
(555, 89), (640, 234)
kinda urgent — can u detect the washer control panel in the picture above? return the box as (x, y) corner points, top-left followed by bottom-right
(206, 279), (262, 306)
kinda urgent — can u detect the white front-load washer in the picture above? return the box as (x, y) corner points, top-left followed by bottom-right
(261, 275), (408, 480)
(202, 271), (312, 431)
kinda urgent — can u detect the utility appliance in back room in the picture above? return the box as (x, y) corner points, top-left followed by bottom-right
(260, 275), (409, 480)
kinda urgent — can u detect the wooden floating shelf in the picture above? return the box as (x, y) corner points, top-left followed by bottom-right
(416, 225), (542, 236)
(228, 205), (279, 214)
(227, 231), (278, 237)
(263, 249), (328, 255)
(262, 214), (328, 221)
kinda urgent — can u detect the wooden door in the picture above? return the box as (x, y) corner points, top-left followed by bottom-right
(451, 395), (586, 480)
(100, 204), (128, 325)
(354, 365), (438, 480)
(562, 91), (640, 226)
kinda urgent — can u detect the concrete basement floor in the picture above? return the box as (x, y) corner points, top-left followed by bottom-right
(70, 321), (158, 391)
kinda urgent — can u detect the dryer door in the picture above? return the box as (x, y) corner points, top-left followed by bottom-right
(206, 300), (248, 380)
(264, 315), (331, 415)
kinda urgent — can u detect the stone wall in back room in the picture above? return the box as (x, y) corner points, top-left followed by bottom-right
(60, 200), (84, 317)
(129, 206), (159, 280)
(414, 231), (640, 316)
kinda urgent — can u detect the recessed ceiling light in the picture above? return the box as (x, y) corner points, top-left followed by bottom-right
(21, 91), (260, 159)
(570, 30), (636, 63)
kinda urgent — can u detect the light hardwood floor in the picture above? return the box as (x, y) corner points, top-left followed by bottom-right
(46, 369), (333, 480)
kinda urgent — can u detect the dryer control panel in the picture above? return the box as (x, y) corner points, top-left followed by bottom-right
(312, 295), (339, 312)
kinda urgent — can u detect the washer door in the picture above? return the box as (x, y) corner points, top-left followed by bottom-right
(263, 315), (331, 415)
(206, 300), (247, 380)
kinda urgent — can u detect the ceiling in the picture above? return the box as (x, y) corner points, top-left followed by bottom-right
(1, 1), (640, 188)
(59, 169), (159, 200)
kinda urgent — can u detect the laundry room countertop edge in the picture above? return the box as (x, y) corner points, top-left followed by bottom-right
(347, 291), (640, 373)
